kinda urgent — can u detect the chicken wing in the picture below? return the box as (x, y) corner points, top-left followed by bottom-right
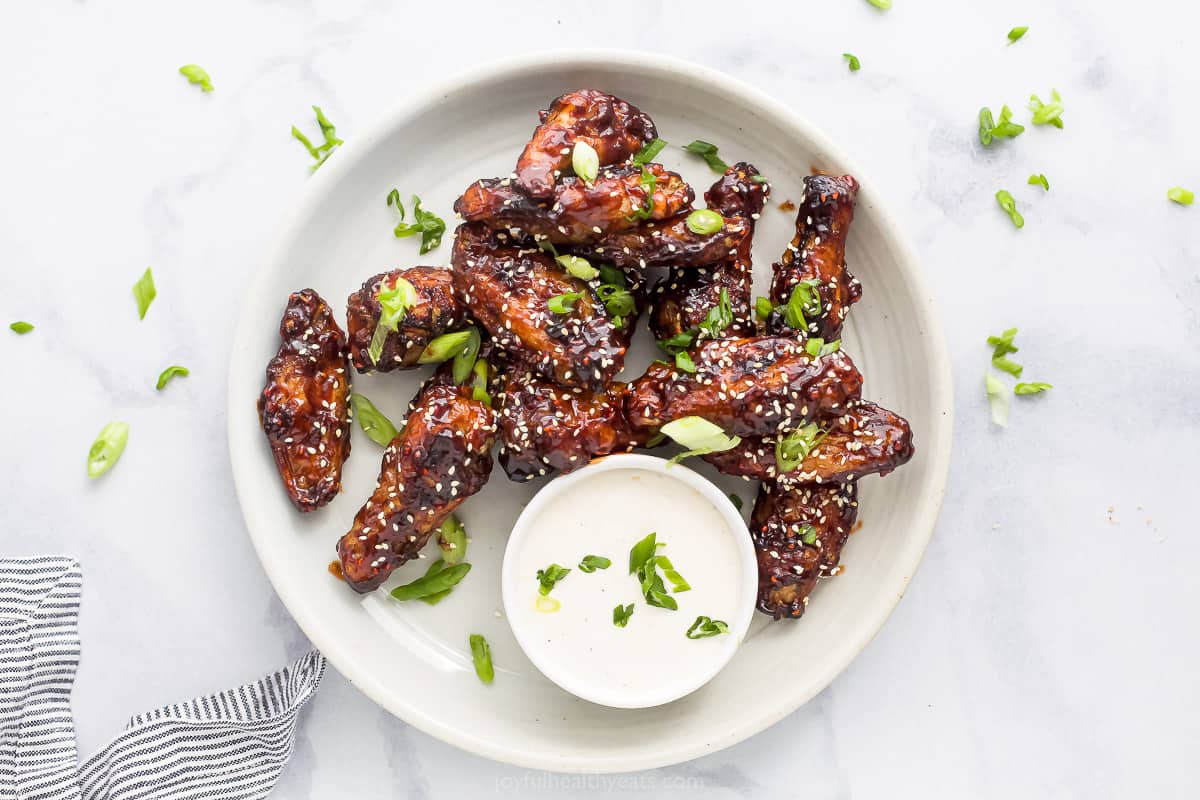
(767, 174), (861, 340)
(496, 372), (646, 482)
(450, 223), (632, 391)
(257, 289), (352, 512)
(626, 336), (863, 438)
(701, 401), (914, 484)
(456, 163), (692, 243)
(650, 163), (768, 341)
(750, 481), (858, 619)
(335, 369), (497, 593)
(574, 213), (750, 270)
(345, 267), (467, 373)
(515, 89), (657, 198)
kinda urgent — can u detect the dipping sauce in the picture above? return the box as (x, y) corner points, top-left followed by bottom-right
(502, 456), (756, 708)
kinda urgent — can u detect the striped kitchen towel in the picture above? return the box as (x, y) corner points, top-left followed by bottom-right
(0, 556), (325, 800)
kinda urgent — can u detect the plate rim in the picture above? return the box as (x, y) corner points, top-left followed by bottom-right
(227, 48), (955, 772)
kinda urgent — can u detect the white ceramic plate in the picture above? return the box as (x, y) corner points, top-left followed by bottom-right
(228, 50), (953, 773)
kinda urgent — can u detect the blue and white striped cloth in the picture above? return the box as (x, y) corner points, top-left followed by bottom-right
(0, 557), (325, 800)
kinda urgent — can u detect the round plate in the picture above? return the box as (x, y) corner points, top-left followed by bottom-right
(228, 50), (953, 773)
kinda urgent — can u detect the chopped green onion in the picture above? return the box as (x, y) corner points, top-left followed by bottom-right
(1007, 26), (1029, 43)
(390, 562), (472, 601)
(571, 141), (599, 185)
(391, 194), (446, 254)
(597, 263), (626, 287)
(987, 327), (1019, 357)
(578, 555), (611, 573)
(657, 331), (695, 353)
(805, 337), (841, 358)
(556, 254), (598, 280)
(751, 174), (768, 184)
(418, 328), (480, 385)
(660, 416), (740, 463)
(536, 563), (571, 596)
(632, 137), (667, 166)
(415, 559), (454, 605)
(87, 422), (129, 479)
(978, 105), (1025, 147)
(654, 555), (691, 593)
(682, 140), (728, 173)
(985, 372), (1010, 427)
(132, 267), (156, 320)
(350, 393), (398, 446)
(1168, 187), (1194, 206)
(628, 533), (683, 610)
(800, 524), (819, 545)
(685, 616), (729, 639)
(155, 365), (189, 391)
(843, 53), (861, 71)
(471, 359), (492, 406)
(1028, 89), (1064, 129)
(785, 279), (821, 330)
(469, 634), (494, 684)
(775, 422), (827, 473)
(865, 0), (891, 8)
(547, 291), (582, 314)
(596, 283), (636, 327)
(1014, 382), (1053, 395)
(698, 289), (733, 339)
(368, 274), (418, 365)
(675, 350), (697, 373)
(613, 604), (635, 628)
(729, 493), (743, 511)
(292, 106), (342, 171)
(437, 515), (468, 565)
(1028, 174), (1050, 191)
(629, 533), (659, 574)
(178, 64), (214, 92)
(992, 355), (1024, 378)
(535, 595), (561, 613)
(685, 208), (724, 235)
(995, 190), (1024, 228)
(9, 321), (33, 334)
(627, 166), (657, 221)
(755, 297), (774, 321)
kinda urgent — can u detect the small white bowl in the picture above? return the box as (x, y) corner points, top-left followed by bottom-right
(501, 454), (758, 709)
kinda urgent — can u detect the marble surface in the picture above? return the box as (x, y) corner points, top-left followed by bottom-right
(2, 1), (1197, 796)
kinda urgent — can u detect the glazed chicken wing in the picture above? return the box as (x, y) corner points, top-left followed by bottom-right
(346, 267), (467, 373)
(336, 369), (497, 593)
(451, 223), (632, 391)
(650, 163), (769, 341)
(456, 163), (692, 243)
(626, 336), (863, 438)
(702, 401), (915, 484)
(515, 88), (658, 198)
(750, 481), (858, 619)
(575, 213), (750, 270)
(767, 174), (861, 340)
(496, 373), (646, 482)
(257, 289), (352, 512)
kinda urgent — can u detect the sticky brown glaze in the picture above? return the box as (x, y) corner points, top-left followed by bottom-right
(626, 336), (863, 438)
(702, 401), (915, 484)
(336, 370), (496, 593)
(257, 289), (352, 512)
(515, 89), (657, 198)
(750, 481), (858, 619)
(650, 163), (769, 341)
(345, 267), (467, 373)
(455, 163), (691, 244)
(496, 373), (647, 482)
(450, 223), (630, 391)
(767, 174), (862, 340)
(573, 213), (751, 271)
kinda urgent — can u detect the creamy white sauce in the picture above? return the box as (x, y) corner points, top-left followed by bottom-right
(507, 467), (746, 707)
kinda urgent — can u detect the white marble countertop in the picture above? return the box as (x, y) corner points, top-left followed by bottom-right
(3, 1), (1197, 796)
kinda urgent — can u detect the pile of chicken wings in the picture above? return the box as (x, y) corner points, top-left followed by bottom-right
(257, 89), (914, 619)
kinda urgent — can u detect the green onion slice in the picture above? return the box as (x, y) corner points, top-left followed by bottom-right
(437, 515), (468, 565)
(132, 267), (156, 320)
(578, 555), (611, 573)
(350, 393), (398, 446)
(469, 633), (494, 684)
(10, 321), (34, 334)
(843, 53), (861, 71)
(995, 190), (1024, 228)
(155, 365), (189, 391)
(87, 422), (129, 479)
(571, 141), (599, 185)
(985, 372), (1010, 427)
(775, 422), (827, 473)
(547, 291), (582, 314)
(682, 140), (728, 173)
(1014, 382), (1053, 395)
(685, 615), (729, 639)
(686, 209), (724, 235)
(1168, 187), (1194, 206)
(390, 562), (472, 601)
(1007, 26), (1029, 43)
(613, 604), (635, 628)
(556, 254), (599, 280)
(660, 416), (740, 463)
(1028, 174), (1050, 191)
(536, 563), (571, 596)
(632, 138), (667, 166)
(178, 64), (214, 92)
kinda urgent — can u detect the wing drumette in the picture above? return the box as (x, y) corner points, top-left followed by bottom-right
(496, 371), (646, 482)
(346, 267), (467, 373)
(751, 481), (858, 619)
(456, 163), (692, 243)
(336, 368), (496, 593)
(515, 88), (657, 198)
(650, 162), (768, 341)
(451, 223), (632, 391)
(702, 401), (914, 484)
(626, 336), (863, 438)
(258, 289), (352, 512)
(767, 174), (861, 340)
